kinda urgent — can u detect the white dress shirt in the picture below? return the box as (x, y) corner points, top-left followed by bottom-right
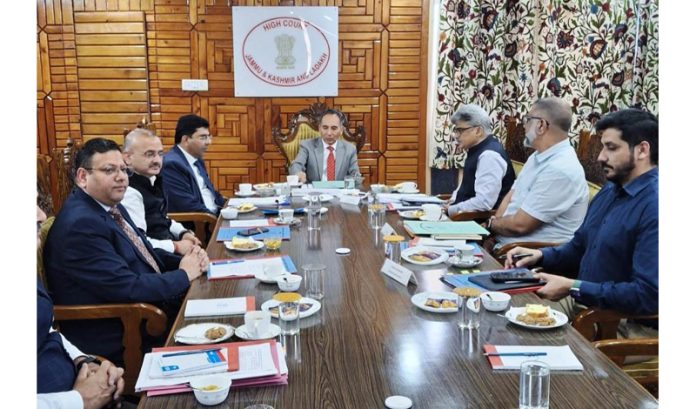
(448, 151), (508, 216)
(179, 146), (218, 213)
(321, 140), (337, 181)
(121, 176), (188, 253)
(37, 331), (86, 409)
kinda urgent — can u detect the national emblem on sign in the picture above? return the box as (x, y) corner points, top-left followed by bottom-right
(275, 34), (296, 69)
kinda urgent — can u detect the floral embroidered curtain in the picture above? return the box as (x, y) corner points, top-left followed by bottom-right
(432, 0), (658, 169)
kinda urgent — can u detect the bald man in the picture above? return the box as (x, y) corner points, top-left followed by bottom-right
(486, 97), (589, 247)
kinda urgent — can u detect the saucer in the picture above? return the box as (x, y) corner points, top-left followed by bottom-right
(235, 205), (258, 214)
(234, 323), (281, 340)
(174, 323), (235, 345)
(255, 271), (292, 284)
(235, 191), (256, 197)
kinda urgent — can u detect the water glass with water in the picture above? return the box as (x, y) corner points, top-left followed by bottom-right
(457, 294), (481, 329)
(302, 263), (326, 300)
(368, 204), (386, 229)
(278, 301), (300, 335)
(344, 177), (355, 189)
(519, 360), (550, 409)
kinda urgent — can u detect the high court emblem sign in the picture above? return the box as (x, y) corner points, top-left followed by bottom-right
(232, 7), (338, 97)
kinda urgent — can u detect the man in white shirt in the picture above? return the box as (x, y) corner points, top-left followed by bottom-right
(443, 104), (516, 217)
(37, 205), (126, 409)
(121, 128), (202, 258)
(161, 114), (225, 214)
(486, 97), (589, 246)
(288, 109), (360, 183)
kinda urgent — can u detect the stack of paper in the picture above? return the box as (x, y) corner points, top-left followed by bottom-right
(310, 181), (346, 189)
(403, 221), (489, 239)
(227, 197), (287, 207)
(208, 256), (297, 280)
(136, 340), (289, 396)
(483, 345), (584, 371)
(184, 296), (255, 318)
(409, 238), (484, 255)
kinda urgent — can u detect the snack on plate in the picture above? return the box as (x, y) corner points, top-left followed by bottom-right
(412, 210), (424, 218)
(231, 237), (257, 249)
(269, 303), (313, 316)
(204, 326), (227, 340)
(453, 287), (482, 298)
(424, 298), (457, 309)
(408, 251), (441, 262)
(515, 304), (556, 326)
(237, 203), (255, 211)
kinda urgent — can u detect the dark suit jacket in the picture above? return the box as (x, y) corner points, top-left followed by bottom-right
(43, 188), (191, 365)
(161, 145), (224, 214)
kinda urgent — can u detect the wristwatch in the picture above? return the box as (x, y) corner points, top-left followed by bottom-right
(486, 217), (495, 230)
(569, 279), (582, 300)
(75, 355), (102, 371)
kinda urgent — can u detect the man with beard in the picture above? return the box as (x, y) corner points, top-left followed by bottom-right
(504, 109), (658, 336)
(121, 128), (203, 269)
(485, 97), (589, 247)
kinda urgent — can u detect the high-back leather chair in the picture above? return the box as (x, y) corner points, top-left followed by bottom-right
(272, 102), (366, 169)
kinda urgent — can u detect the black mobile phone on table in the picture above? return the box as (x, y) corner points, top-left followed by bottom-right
(237, 227), (269, 236)
(489, 269), (541, 283)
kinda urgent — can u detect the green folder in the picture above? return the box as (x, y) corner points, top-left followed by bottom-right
(403, 221), (490, 236)
(311, 181), (346, 189)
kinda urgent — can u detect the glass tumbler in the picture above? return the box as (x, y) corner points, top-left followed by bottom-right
(368, 204), (386, 229)
(454, 287), (482, 329)
(383, 234), (405, 262)
(519, 360), (550, 409)
(302, 263), (326, 300)
(278, 301), (300, 335)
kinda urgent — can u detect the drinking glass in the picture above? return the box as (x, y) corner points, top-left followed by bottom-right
(457, 293), (481, 329)
(302, 263), (326, 300)
(278, 208), (294, 224)
(344, 177), (355, 189)
(519, 360), (550, 409)
(278, 301), (300, 335)
(368, 204), (386, 229)
(384, 235), (404, 262)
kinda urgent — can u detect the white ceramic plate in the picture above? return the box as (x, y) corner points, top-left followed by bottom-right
(401, 246), (449, 265)
(505, 307), (568, 330)
(224, 239), (264, 252)
(398, 188), (420, 194)
(302, 194), (333, 202)
(261, 297), (321, 319)
(235, 191), (256, 197)
(411, 291), (459, 314)
(445, 256), (484, 268)
(234, 205), (258, 214)
(398, 210), (424, 220)
(255, 271), (292, 284)
(253, 183), (277, 190)
(234, 323), (281, 340)
(174, 323), (235, 345)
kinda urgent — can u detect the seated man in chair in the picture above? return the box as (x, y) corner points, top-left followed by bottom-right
(443, 104), (516, 217)
(37, 205), (126, 409)
(506, 109), (658, 337)
(121, 128), (203, 269)
(161, 114), (225, 215)
(44, 138), (209, 366)
(288, 109), (360, 183)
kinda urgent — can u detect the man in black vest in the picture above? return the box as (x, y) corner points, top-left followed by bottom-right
(37, 205), (126, 409)
(444, 104), (516, 217)
(121, 128), (203, 268)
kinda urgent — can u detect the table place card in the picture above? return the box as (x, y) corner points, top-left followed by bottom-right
(380, 222), (396, 236)
(340, 194), (361, 205)
(380, 259), (418, 287)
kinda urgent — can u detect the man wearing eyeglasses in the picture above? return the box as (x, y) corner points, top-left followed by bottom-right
(44, 138), (209, 367)
(161, 114), (225, 214)
(443, 104), (516, 217)
(121, 128), (202, 266)
(485, 97), (589, 248)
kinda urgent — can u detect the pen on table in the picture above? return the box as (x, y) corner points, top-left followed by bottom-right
(483, 352), (548, 357)
(497, 253), (535, 260)
(162, 348), (222, 358)
(211, 259), (244, 266)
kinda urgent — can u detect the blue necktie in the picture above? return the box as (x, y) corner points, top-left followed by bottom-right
(194, 160), (215, 192)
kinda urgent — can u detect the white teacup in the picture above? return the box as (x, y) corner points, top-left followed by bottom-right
(454, 243), (476, 262)
(399, 181), (417, 192)
(239, 183), (252, 194)
(287, 175), (299, 185)
(220, 207), (238, 220)
(278, 208), (294, 223)
(422, 204), (442, 220)
(244, 310), (271, 338)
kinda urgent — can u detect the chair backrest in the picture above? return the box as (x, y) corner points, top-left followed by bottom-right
(272, 102), (366, 167)
(578, 129), (606, 186)
(504, 118), (532, 164)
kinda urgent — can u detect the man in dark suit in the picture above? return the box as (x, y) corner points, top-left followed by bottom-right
(44, 138), (209, 366)
(288, 109), (360, 183)
(161, 114), (225, 214)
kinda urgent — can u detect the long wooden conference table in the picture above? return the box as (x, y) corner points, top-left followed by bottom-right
(138, 197), (658, 408)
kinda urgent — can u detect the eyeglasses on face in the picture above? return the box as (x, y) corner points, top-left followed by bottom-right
(140, 151), (165, 159)
(453, 125), (479, 135)
(523, 115), (549, 126)
(83, 166), (132, 177)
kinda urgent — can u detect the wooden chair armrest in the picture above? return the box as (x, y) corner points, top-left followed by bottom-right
(593, 338), (658, 366)
(168, 212), (218, 245)
(572, 307), (659, 342)
(493, 241), (561, 258)
(450, 209), (495, 222)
